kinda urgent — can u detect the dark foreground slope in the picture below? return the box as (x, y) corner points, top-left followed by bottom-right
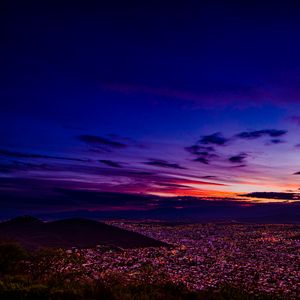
(0, 216), (167, 250)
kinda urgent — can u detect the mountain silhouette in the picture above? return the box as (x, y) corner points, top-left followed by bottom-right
(0, 216), (167, 250)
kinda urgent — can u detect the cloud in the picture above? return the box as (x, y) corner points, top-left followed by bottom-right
(230, 164), (247, 168)
(186, 128), (287, 165)
(128, 171), (154, 176)
(236, 129), (287, 139)
(0, 161), (54, 173)
(1, 177), (222, 209)
(0, 160), (226, 204)
(143, 159), (186, 169)
(185, 145), (218, 164)
(268, 139), (285, 145)
(229, 153), (248, 164)
(193, 157), (209, 164)
(293, 171), (300, 175)
(99, 159), (123, 168)
(242, 192), (300, 201)
(106, 134), (146, 148)
(0, 149), (87, 162)
(155, 182), (192, 190)
(186, 128), (287, 167)
(78, 135), (127, 150)
(199, 132), (229, 146)
(186, 139), (222, 164)
(185, 145), (216, 155)
(201, 175), (217, 179)
(56, 189), (153, 208)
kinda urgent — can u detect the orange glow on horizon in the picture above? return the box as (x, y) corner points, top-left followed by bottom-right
(149, 188), (299, 203)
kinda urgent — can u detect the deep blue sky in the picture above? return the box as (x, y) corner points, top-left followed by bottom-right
(1, 1), (300, 218)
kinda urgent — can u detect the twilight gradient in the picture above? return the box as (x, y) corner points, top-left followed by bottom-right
(1, 1), (300, 217)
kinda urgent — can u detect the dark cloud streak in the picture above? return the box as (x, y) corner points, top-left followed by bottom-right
(243, 192), (300, 201)
(199, 132), (229, 146)
(229, 153), (248, 164)
(144, 159), (186, 169)
(78, 135), (127, 150)
(99, 160), (123, 168)
(193, 157), (209, 164)
(0, 149), (87, 162)
(236, 129), (287, 140)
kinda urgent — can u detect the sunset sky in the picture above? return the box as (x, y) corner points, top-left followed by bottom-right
(1, 1), (300, 217)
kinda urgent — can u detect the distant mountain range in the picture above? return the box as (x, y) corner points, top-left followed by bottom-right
(35, 206), (300, 224)
(1, 190), (299, 223)
(0, 216), (167, 250)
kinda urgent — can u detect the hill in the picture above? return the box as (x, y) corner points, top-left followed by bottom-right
(0, 216), (167, 250)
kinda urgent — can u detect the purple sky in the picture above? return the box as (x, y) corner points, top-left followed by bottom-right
(1, 1), (300, 218)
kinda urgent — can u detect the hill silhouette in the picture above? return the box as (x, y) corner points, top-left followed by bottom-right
(0, 216), (167, 250)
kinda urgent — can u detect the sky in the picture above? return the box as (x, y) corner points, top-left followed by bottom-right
(1, 1), (300, 219)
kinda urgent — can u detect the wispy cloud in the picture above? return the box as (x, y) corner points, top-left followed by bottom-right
(229, 153), (248, 164)
(0, 149), (87, 162)
(201, 175), (218, 179)
(185, 144), (218, 164)
(78, 135), (127, 151)
(143, 159), (186, 169)
(99, 159), (123, 168)
(193, 157), (210, 164)
(236, 129), (287, 140)
(185, 145), (216, 155)
(199, 132), (229, 146)
(268, 139), (285, 145)
(242, 192), (300, 201)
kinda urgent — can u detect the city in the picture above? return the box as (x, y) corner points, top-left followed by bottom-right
(65, 222), (300, 299)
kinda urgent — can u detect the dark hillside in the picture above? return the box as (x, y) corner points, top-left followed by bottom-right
(0, 217), (167, 250)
